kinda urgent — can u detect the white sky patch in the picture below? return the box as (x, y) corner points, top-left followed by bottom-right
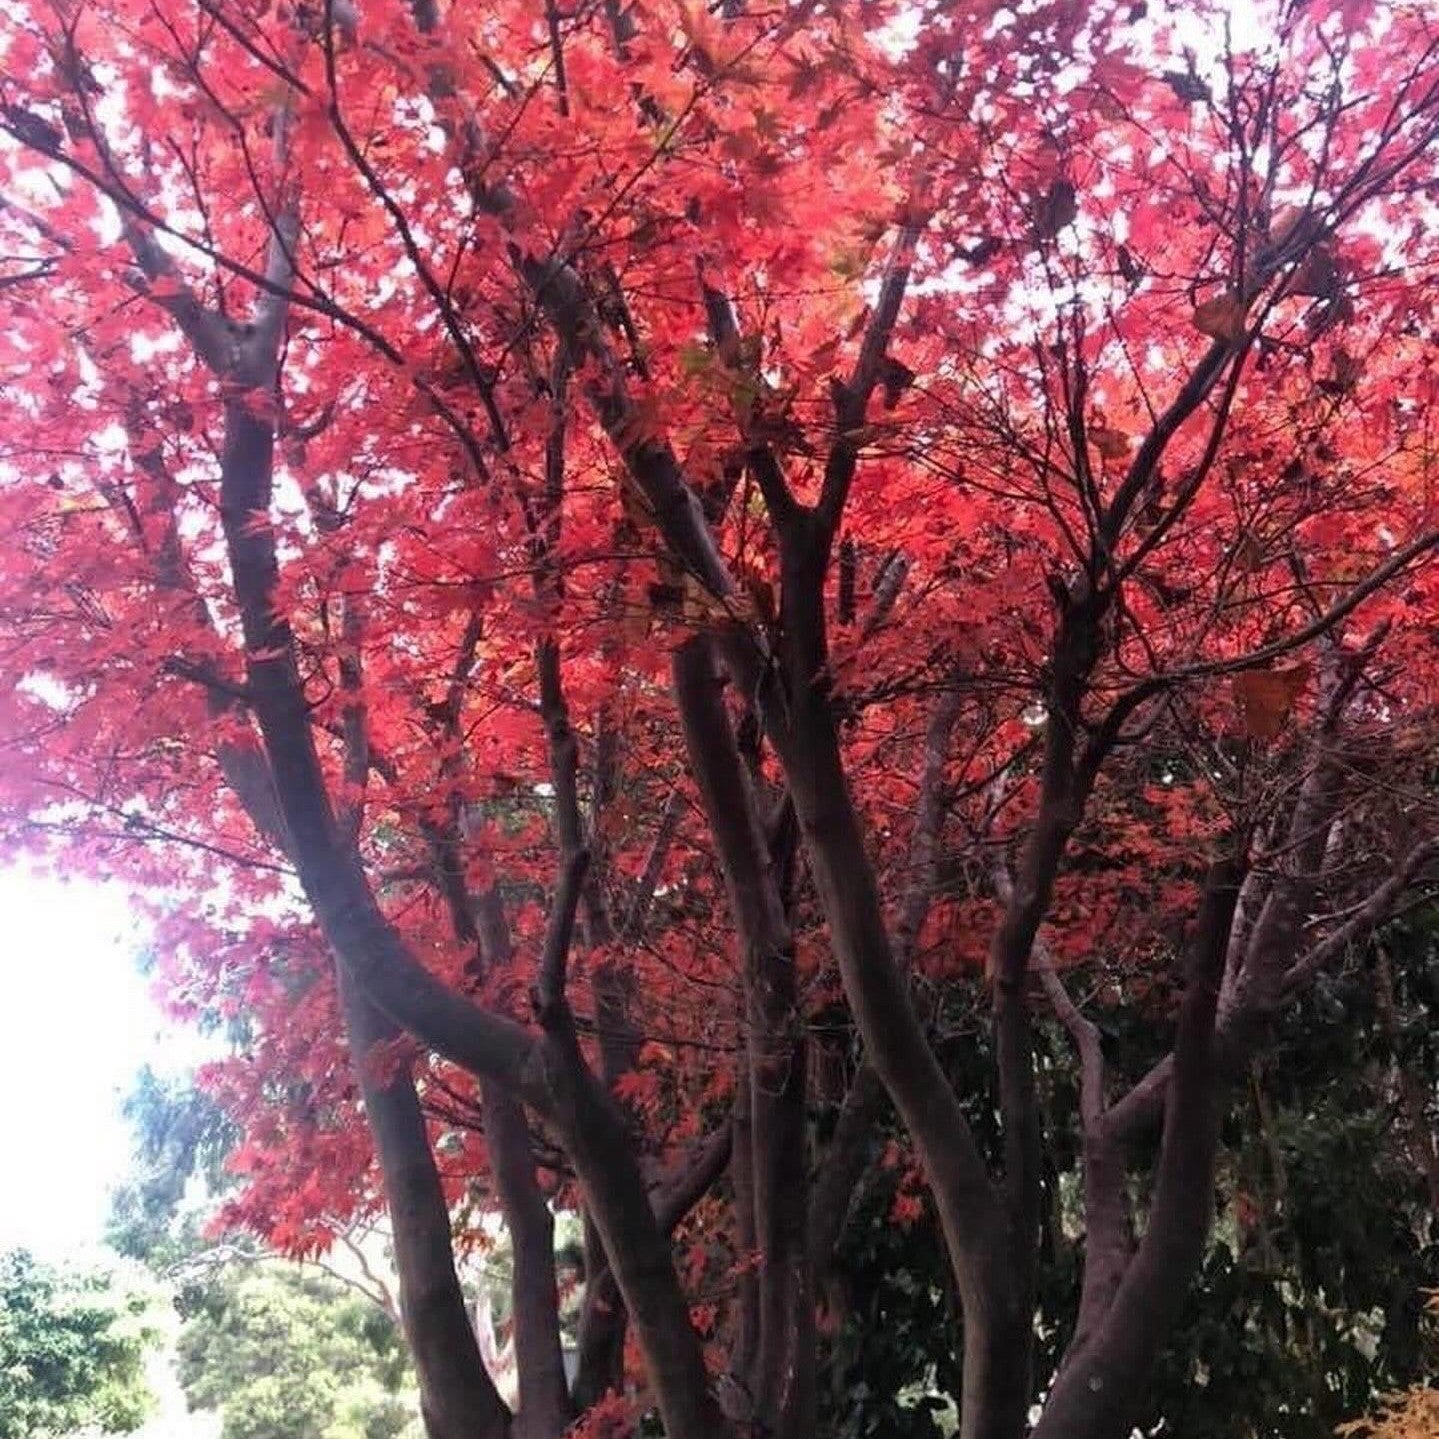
(0, 867), (209, 1262)
(16, 669), (81, 711)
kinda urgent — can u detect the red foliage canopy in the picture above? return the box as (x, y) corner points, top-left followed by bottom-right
(2, 0), (1438, 1435)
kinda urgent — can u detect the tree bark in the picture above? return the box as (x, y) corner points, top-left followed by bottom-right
(572, 1126), (733, 1411)
(484, 1086), (572, 1439)
(537, 1018), (733, 1439)
(341, 975), (513, 1439)
(427, 840), (572, 1439)
(572, 1207), (626, 1411)
(807, 1065), (885, 1280)
(673, 638), (813, 1439)
(778, 727), (1029, 1437)
(729, 1045), (760, 1386)
(1033, 855), (1244, 1439)
(765, 529), (1032, 1439)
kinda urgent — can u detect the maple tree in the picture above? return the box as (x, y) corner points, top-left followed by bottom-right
(3, 0), (1439, 1435)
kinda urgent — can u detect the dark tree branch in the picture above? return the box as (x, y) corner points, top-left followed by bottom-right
(341, 974), (516, 1439)
(1034, 850), (1246, 1439)
(1083, 528), (1439, 773)
(1281, 836), (1439, 998)
(673, 636), (812, 1435)
(532, 847), (592, 1027)
(817, 219), (923, 533)
(576, 1121), (734, 1410)
(699, 270), (797, 530)
(1030, 938), (1133, 1350)
(416, 808), (572, 1439)
(806, 1064), (885, 1275)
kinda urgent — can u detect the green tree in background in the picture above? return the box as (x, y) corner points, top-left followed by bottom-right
(108, 1064), (240, 1273)
(175, 1268), (417, 1439)
(0, 1248), (155, 1439)
(1143, 912), (1439, 1439)
(816, 912), (1439, 1439)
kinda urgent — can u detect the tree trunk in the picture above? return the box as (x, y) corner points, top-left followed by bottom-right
(340, 974), (512, 1439)
(454, 886), (571, 1439)
(673, 638), (814, 1439)
(539, 1020), (735, 1439)
(484, 1085), (572, 1439)
(757, 531), (1034, 1439)
(572, 1209), (626, 1409)
(729, 1051), (760, 1383)
(1032, 857), (1243, 1439)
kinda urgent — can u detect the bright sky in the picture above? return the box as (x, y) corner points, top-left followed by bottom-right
(0, 866), (200, 1263)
